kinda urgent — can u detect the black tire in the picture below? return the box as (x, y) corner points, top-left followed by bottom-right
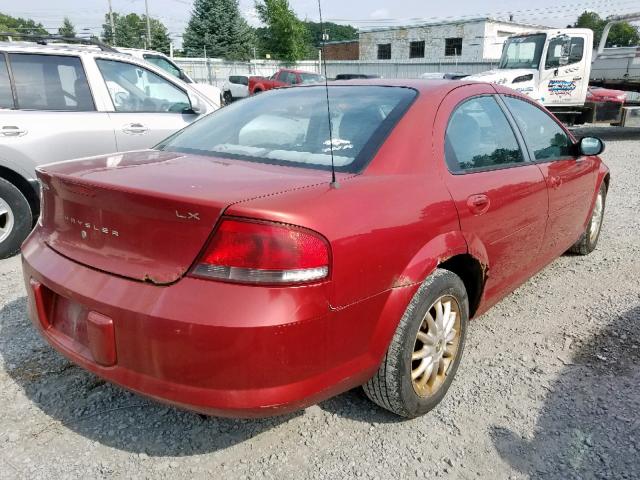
(364, 269), (469, 418)
(569, 182), (607, 255)
(223, 90), (233, 105)
(0, 178), (33, 259)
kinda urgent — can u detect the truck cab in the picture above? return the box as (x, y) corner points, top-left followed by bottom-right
(469, 29), (593, 108)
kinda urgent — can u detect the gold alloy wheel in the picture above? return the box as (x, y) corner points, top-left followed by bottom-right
(411, 295), (462, 397)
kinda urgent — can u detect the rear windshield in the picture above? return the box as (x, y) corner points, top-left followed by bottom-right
(158, 86), (417, 173)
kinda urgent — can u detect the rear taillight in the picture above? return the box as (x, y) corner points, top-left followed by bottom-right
(190, 217), (330, 285)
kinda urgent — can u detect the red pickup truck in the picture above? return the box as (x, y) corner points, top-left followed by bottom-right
(249, 69), (324, 95)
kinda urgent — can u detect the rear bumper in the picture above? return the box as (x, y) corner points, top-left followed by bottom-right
(21, 232), (412, 417)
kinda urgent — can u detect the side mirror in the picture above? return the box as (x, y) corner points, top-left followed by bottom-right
(187, 91), (203, 114)
(579, 137), (605, 156)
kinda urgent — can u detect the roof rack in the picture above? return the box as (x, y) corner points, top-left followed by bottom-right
(0, 32), (118, 53)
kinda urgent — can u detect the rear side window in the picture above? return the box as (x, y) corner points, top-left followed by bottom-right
(503, 97), (572, 161)
(0, 55), (14, 109)
(281, 72), (298, 85)
(445, 96), (524, 173)
(159, 86), (417, 173)
(9, 54), (94, 111)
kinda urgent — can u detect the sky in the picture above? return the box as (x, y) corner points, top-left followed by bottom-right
(1, 0), (638, 48)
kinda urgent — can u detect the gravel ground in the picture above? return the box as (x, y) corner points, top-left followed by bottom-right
(1, 136), (639, 480)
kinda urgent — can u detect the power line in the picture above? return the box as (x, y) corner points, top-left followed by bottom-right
(326, 0), (639, 25)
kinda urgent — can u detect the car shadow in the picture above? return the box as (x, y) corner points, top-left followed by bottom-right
(0, 296), (304, 457)
(318, 387), (406, 424)
(490, 304), (640, 479)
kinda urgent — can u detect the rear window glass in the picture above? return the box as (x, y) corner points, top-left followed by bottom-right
(159, 86), (417, 173)
(300, 72), (324, 84)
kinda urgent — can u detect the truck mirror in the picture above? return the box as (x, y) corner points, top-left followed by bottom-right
(560, 38), (572, 65)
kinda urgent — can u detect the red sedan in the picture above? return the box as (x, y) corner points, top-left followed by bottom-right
(22, 80), (609, 418)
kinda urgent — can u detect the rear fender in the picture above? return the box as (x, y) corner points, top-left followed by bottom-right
(395, 231), (469, 286)
(366, 231), (484, 363)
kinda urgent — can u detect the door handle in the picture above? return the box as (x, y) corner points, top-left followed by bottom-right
(549, 176), (563, 189)
(122, 123), (148, 135)
(0, 125), (27, 137)
(467, 194), (491, 215)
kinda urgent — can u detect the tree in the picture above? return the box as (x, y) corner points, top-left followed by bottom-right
(255, 0), (307, 62)
(575, 11), (639, 47)
(102, 12), (171, 54)
(0, 12), (48, 36)
(183, 0), (255, 60)
(302, 21), (358, 59)
(304, 21), (357, 45)
(58, 17), (76, 38)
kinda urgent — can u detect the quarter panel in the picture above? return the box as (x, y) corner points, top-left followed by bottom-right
(227, 173), (461, 308)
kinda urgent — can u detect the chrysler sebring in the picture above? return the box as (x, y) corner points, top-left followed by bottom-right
(22, 80), (609, 418)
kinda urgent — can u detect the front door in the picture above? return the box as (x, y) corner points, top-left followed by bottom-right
(503, 96), (598, 259)
(95, 58), (199, 152)
(436, 85), (549, 303)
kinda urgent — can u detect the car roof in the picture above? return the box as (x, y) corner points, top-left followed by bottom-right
(117, 47), (167, 56)
(283, 68), (321, 74)
(0, 41), (137, 61)
(326, 78), (478, 95)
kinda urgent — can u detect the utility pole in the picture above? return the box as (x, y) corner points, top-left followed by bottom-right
(145, 0), (152, 47)
(108, 0), (116, 46)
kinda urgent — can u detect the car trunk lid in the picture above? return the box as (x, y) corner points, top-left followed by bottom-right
(37, 150), (333, 284)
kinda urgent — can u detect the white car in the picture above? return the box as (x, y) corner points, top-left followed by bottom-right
(222, 75), (249, 104)
(117, 48), (221, 108)
(0, 38), (219, 258)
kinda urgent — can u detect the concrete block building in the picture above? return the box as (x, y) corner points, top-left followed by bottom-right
(359, 18), (545, 62)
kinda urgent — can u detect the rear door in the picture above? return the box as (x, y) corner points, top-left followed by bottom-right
(95, 58), (199, 151)
(0, 52), (116, 175)
(502, 95), (598, 259)
(436, 85), (549, 302)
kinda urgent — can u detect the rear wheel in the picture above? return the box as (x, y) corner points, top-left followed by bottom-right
(569, 182), (607, 255)
(0, 178), (33, 259)
(364, 269), (468, 418)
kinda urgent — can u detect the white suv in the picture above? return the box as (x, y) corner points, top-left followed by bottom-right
(0, 38), (219, 258)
